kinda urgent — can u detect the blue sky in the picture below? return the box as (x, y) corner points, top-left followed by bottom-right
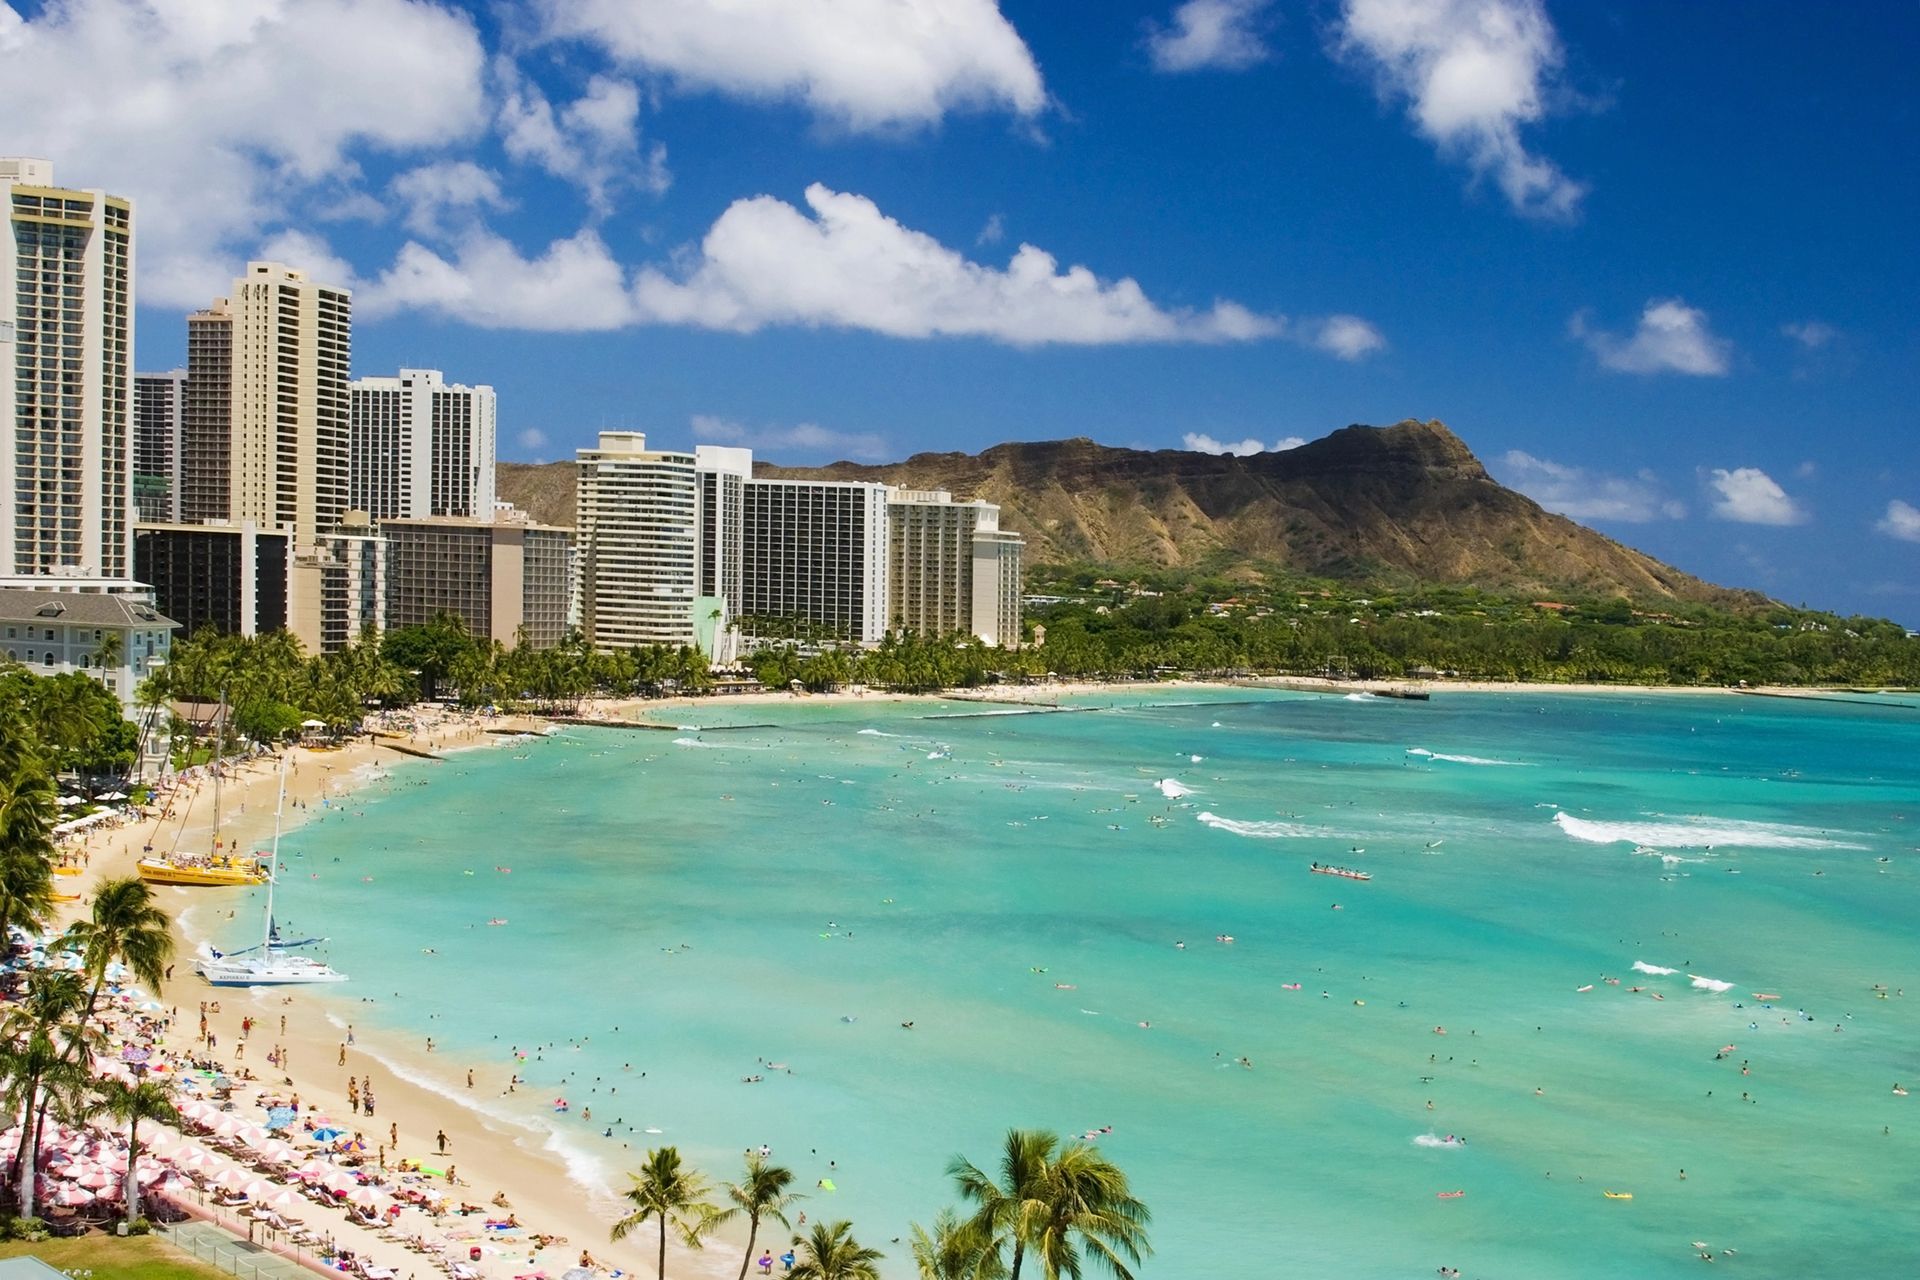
(4, 1), (1915, 618)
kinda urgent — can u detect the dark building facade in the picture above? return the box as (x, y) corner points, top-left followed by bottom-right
(134, 522), (288, 639)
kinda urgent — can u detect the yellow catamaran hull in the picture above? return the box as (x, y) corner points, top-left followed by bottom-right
(137, 856), (268, 887)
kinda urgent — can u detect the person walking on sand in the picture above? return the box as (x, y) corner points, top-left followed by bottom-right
(437, 1129), (449, 1154)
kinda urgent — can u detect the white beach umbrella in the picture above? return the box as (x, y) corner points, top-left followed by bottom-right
(175, 1145), (219, 1170)
(234, 1124), (274, 1147)
(260, 1185), (305, 1209)
(50, 1183), (94, 1207)
(255, 1138), (302, 1165)
(295, 1158), (336, 1181)
(239, 1177), (280, 1199)
(180, 1100), (221, 1124)
(76, 1166), (117, 1190)
(209, 1113), (250, 1138)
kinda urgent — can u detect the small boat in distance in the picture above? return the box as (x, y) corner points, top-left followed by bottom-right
(1310, 862), (1373, 881)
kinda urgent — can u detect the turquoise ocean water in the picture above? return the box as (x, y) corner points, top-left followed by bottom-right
(210, 691), (1919, 1278)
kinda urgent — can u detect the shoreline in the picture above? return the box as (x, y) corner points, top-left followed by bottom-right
(59, 710), (739, 1280)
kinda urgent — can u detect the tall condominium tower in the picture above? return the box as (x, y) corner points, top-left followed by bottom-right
(887, 489), (1024, 647)
(178, 300), (232, 523)
(133, 370), (184, 523)
(740, 477), (892, 644)
(694, 445), (750, 625)
(1, 158), (134, 580)
(576, 431), (698, 650)
(186, 263), (351, 550)
(349, 368), (497, 520)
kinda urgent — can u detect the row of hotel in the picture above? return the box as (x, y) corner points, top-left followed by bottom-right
(3, 157), (1023, 722)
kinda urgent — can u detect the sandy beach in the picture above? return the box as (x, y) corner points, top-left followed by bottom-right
(55, 709), (740, 1280)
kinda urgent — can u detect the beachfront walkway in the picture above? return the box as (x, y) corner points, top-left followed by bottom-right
(160, 1220), (322, 1280)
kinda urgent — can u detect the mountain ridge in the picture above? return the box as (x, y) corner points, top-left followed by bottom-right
(498, 420), (1763, 607)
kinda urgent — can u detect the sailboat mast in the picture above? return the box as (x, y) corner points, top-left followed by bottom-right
(261, 754), (286, 948)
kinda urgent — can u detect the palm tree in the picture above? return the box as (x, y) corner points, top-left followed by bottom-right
(910, 1209), (1004, 1280)
(714, 1155), (803, 1280)
(2, 968), (94, 1217)
(948, 1129), (1151, 1280)
(610, 1146), (720, 1280)
(788, 1221), (884, 1280)
(61, 875), (174, 1015)
(94, 1077), (177, 1225)
(0, 745), (58, 939)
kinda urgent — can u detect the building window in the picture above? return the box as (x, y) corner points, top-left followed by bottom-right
(44, 653), (55, 666)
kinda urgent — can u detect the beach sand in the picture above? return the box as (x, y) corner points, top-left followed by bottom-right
(58, 710), (739, 1280)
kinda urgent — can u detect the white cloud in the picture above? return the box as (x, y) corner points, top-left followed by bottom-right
(1877, 500), (1920, 543)
(1498, 451), (1685, 523)
(1334, 0), (1584, 218)
(1146, 1), (1273, 74)
(516, 428), (550, 452)
(252, 229), (362, 295)
(1311, 314), (1388, 360)
(1184, 433), (1307, 456)
(360, 228), (640, 331)
(692, 414), (891, 463)
(1573, 299), (1732, 376)
(536, 0), (1046, 131)
(0, 0), (490, 307)
(390, 161), (509, 237)
(1781, 320), (1836, 349)
(496, 60), (665, 213)
(976, 213), (1005, 246)
(1707, 468), (1806, 526)
(630, 183), (1286, 346)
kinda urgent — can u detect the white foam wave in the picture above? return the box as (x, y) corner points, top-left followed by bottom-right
(1157, 779), (1196, 799)
(1690, 975), (1735, 993)
(1413, 1134), (1464, 1149)
(1632, 961), (1678, 976)
(1343, 693), (1376, 703)
(1553, 810), (1866, 850)
(1407, 747), (1531, 767)
(671, 737), (767, 750)
(1196, 811), (1327, 839)
(856, 729), (902, 738)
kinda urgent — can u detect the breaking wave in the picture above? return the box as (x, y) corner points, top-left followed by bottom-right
(1690, 975), (1736, 993)
(1407, 747), (1531, 767)
(1196, 812), (1326, 839)
(1553, 811), (1866, 850)
(1413, 1134), (1466, 1149)
(1632, 961), (1678, 976)
(1157, 779), (1196, 799)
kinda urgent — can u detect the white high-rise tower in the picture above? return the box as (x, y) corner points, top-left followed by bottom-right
(349, 368), (497, 520)
(1, 158), (135, 581)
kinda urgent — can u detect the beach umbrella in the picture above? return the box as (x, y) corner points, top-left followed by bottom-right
(99, 791), (128, 801)
(181, 1100), (220, 1124)
(50, 1183), (94, 1207)
(311, 1126), (346, 1142)
(321, 1169), (361, 1193)
(234, 1124), (274, 1148)
(295, 1158), (336, 1181)
(255, 1139), (301, 1165)
(209, 1166), (252, 1191)
(239, 1177), (280, 1199)
(57, 796), (83, 807)
(261, 1185), (305, 1209)
(76, 1166), (117, 1190)
(265, 1106), (298, 1131)
(176, 1146), (219, 1171)
(119, 1044), (152, 1064)
(345, 1186), (390, 1210)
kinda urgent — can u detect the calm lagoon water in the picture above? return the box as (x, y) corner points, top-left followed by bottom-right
(219, 690), (1920, 1278)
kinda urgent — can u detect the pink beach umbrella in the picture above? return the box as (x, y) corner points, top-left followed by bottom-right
(322, 1169), (361, 1194)
(255, 1139), (302, 1165)
(235, 1124), (274, 1148)
(50, 1183), (95, 1207)
(295, 1158), (336, 1181)
(76, 1166), (118, 1190)
(210, 1166), (253, 1192)
(176, 1146), (219, 1170)
(239, 1177), (281, 1199)
(180, 1100), (221, 1125)
(344, 1186), (391, 1213)
(209, 1113), (250, 1139)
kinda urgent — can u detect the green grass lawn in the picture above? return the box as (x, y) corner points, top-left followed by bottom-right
(0, 1235), (228, 1280)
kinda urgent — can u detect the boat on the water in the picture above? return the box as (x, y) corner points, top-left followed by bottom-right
(1309, 862), (1372, 881)
(137, 852), (268, 887)
(195, 755), (346, 987)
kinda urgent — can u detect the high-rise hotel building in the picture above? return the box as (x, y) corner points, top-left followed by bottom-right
(133, 369), (185, 523)
(739, 477), (892, 644)
(181, 263), (351, 551)
(350, 368), (496, 520)
(887, 489), (1023, 647)
(1, 158), (134, 581)
(577, 431), (699, 651)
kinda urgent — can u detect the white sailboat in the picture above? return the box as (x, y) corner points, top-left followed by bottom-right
(195, 755), (347, 987)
